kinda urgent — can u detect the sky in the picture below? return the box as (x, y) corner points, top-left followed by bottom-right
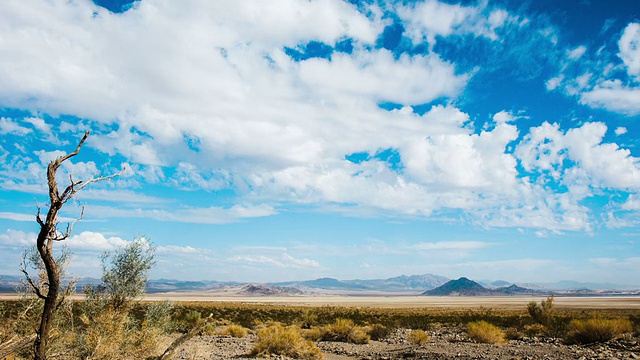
(1, 0), (640, 286)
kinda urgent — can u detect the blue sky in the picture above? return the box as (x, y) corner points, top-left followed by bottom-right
(1, 0), (640, 286)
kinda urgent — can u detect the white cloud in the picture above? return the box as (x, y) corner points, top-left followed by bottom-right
(0, 212), (35, 222)
(401, 122), (519, 189)
(84, 203), (277, 224)
(23, 117), (58, 143)
(615, 127), (628, 136)
(227, 253), (319, 269)
(0, 117), (31, 135)
(412, 241), (491, 251)
(492, 110), (514, 124)
(566, 45), (587, 61)
(298, 50), (468, 105)
(0, 229), (36, 247)
(580, 80), (640, 115)
(397, 0), (512, 43)
(516, 121), (640, 189)
(618, 22), (640, 77)
(545, 75), (564, 91)
(64, 231), (130, 251)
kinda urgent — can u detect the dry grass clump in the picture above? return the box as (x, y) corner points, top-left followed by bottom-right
(523, 323), (547, 337)
(466, 321), (507, 344)
(408, 329), (431, 346)
(218, 323), (249, 337)
(302, 326), (324, 341)
(565, 318), (632, 344)
(74, 306), (161, 360)
(251, 322), (323, 360)
(320, 318), (370, 344)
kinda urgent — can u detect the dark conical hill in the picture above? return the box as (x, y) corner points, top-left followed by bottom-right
(422, 277), (497, 296)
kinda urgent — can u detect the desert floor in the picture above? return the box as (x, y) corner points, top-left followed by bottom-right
(2, 291), (640, 309)
(146, 293), (640, 309)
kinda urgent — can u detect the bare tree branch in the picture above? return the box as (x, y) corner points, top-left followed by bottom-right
(35, 205), (45, 228)
(56, 131), (89, 165)
(19, 263), (45, 300)
(156, 314), (214, 360)
(54, 207), (84, 241)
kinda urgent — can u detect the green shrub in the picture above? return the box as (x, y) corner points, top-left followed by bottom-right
(527, 295), (555, 328)
(466, 321), (506, 344)
(144, 301), (174, 333)
(251, 323), (323, 359)
(565, 318), (633, 344)
(408, 329), (430, 346)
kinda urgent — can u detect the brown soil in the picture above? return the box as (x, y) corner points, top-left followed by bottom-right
(162, 326), (640, 360)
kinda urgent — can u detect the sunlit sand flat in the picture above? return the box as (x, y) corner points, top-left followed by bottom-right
(138, 293), (640, 309)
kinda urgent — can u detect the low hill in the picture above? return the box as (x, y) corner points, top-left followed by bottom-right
(422, 277), (497, 296)
(495, 284), (541, 295)
(239, 284), (303, 296)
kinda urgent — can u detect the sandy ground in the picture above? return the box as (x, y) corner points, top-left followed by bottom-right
(140, 293), (640, 309)
(2, 291), (640, 308)
(141, 293), (640, 309)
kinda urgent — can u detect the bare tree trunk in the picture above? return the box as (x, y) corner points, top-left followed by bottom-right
(34, 225), (60, 360)
(25, 131), (119, 360)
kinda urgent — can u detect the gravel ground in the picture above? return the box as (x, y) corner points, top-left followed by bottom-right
(163, 326), (640, 360)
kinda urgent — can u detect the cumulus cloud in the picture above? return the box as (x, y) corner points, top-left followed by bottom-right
(615, 127), (628, 135)
(618, 22), (640, 77)
(580, 80), (640, 115)
(0, 117), (31, 135)
(517, 121), (640, 189)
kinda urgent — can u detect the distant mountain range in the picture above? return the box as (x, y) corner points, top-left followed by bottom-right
(271, 273), (449, 292)
(1, 273), (638, 295)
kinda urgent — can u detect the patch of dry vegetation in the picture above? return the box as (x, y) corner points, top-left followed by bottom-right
(565, 317), (633, 344)
(319, 318), (370, 344)
(408, 329), (431, 345)
(466, 321), (507, 344)
(251, 322), (323, 360)
(218, 323), (249, 337)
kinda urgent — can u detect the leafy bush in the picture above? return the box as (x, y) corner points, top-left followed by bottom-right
(466, 321), (506, 344)
(218, 323), (249, 337)
(408, 329), (431, 346)
(144, 301), (174, 333)
(565, 318), (632, 344)
(320, 318), (370, 344)
(251, 323), (323, 360)
(527, 295), (555, 328)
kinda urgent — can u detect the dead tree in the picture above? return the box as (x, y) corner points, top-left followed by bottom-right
(23, 131), (118, 360)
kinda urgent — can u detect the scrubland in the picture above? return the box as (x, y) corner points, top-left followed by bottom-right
(2, 295), (640, 359)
